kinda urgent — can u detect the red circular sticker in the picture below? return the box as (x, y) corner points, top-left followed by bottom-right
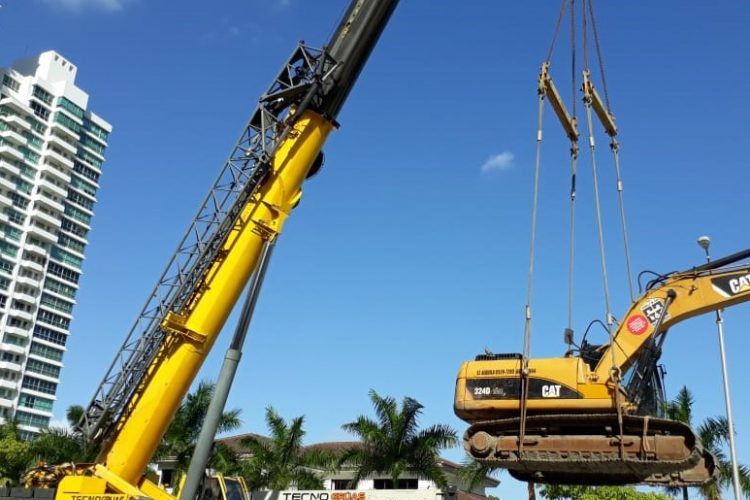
(627, 314), (649, 335)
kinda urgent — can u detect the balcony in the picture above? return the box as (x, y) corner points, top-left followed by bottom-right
(0, 96), (34, 116)
(32, 336), (68, 352)
(78, 142), (105, 161)
(0, 159), (20, 177)
(23, 370), (59, 384)
(19, 258), (45, 272)
(16, 275), (41, 288)
(27, 226), (58, 244)
(0, 144), (24, 162)
(48, 133), (77, 154)
(28, 353), (64, 368)
(1, 343), (25, 356)
(0, 175), (14, 191)
(38, 303), (72, 321)
(3, 115), (31, 131)
(17, 405), (54, 417)
(14, 291), (37, 305)
(0, 398), (14, 409)
(49, 120), (79, 142)
(0, 128), (26, 146)
(82, 127), (108, 147)
(24, 241), (49, 257)
(0, 361), (21, 373)
(37, 174), (69, 197)
(8, 309), (33, 322)
(0, 379), (17, 391)
(32, 190), (66, 212)
(43, 148), (74, 170)
(4, 324), (31, 337)
(0, 192), (13, 208)
(30, 208), (61, 228)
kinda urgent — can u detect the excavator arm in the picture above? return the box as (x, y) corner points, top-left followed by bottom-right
(455, 248), (750, 486)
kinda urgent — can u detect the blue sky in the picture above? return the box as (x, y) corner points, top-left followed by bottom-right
(2, 0), (749, 497)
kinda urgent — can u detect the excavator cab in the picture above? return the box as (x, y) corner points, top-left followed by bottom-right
(176, 472), (250, 500)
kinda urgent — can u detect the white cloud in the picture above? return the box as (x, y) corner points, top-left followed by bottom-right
(43, 0), (133, 13)
(481, 151), (515, 173)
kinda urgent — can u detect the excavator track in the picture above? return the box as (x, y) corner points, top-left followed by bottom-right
(465, 414), (711, 485)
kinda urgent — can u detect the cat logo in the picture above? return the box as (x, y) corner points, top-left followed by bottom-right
(712, 272), (750, 297)
(728, 275), (750, 294)
(542, 384), (561, 398)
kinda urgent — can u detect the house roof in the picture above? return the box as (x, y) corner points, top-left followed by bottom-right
(215, 435), (500, 488)
(457, 491), (496, 500)
(216, 432), (269, 455)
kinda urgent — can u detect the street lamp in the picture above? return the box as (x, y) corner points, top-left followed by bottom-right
(697, 235), (742, 500)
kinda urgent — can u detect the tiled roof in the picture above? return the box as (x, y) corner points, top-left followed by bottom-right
(217, 432), (269, 454)
(215, 435), (499, 487)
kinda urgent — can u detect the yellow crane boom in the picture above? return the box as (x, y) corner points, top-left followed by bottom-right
(41, 2), (400, 499)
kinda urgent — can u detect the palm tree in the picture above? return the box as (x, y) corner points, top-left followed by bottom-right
(156, 380), (242, 473)
(31, 404), (97, 465)
(238, 406), (334, 490)
(66, 405), (85, 429)
(666, 386), (750, 499)
(339, 390), (457, 488)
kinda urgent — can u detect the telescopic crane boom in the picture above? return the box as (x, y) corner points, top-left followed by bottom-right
(42, 2), (399, 499)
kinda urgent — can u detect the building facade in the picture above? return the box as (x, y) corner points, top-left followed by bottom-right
(0, 51), (111, 438)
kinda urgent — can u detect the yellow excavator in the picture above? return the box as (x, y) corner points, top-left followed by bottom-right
(455, 247), (750, 486)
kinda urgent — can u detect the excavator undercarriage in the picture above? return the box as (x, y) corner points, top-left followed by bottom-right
(464, 414), (716, 486)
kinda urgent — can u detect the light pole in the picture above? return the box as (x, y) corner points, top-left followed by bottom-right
(697, 235), (742, 500)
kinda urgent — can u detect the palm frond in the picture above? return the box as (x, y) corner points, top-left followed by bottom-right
(666, 386), (694, 425)
(697, 416), (729, 451)
(457, 459), (497, 491)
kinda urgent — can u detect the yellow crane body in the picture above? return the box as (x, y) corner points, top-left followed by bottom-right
(40, 2), (400, 498)
(103, 111), (333, 483)
(53, 111), (332, 500)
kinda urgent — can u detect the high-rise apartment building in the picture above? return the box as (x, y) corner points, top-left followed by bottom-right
(0, 51), (111, 438)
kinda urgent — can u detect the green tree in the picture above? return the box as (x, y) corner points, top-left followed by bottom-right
(539, 484), (671, 499)
(0, 420), (33, 486)
(665, 386), (750, 500)
(339, 390), (457, 488)
(238, 407), (334, 490)
(156, 380), (242, 474)
(31, 404), (97, 465)
(66, 405), (85, 428)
